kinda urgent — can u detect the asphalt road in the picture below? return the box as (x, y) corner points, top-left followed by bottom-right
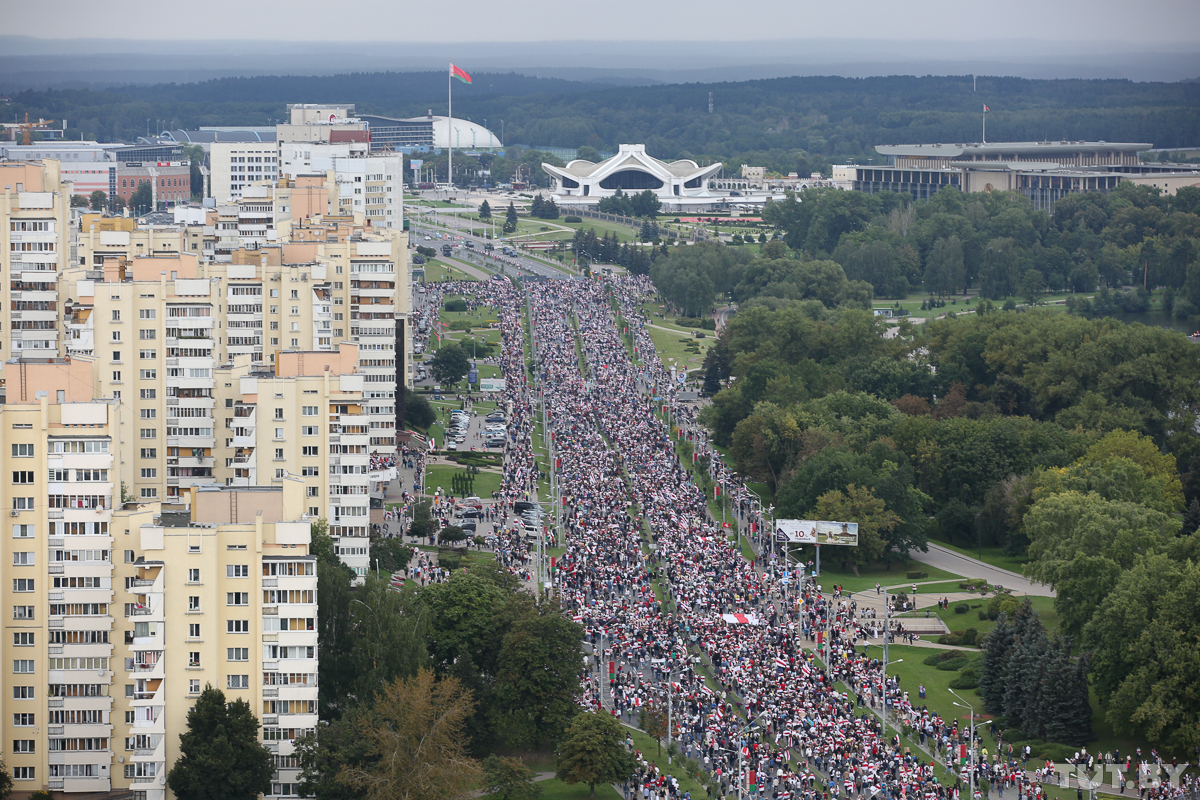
(411, 220), (574, 281)
(909, 541), (1055, 597)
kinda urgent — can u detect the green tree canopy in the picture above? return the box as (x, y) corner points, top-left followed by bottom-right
(430, 342), (471, 386)
(556, 712), (636, 797)
(166, 684), (274, 800)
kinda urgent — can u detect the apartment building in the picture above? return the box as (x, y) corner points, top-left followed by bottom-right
(0, 363), (121, 796)
(120, 482), (318, 800)
(209, 142), (279, 203)
(0, 364), (318, 799)
(213, 345), (373, 576)
(0, 161), (74, 365)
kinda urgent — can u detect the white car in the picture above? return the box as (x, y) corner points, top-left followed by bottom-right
(446, 440), (459, 451)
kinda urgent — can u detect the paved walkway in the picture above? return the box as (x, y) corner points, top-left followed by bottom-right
(910, 542), (1054, 597)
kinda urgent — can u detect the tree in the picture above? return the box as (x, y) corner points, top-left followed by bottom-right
(370, 536), (413, 574)
(296, 707), (378, 800)
(403, 387), (436, 429)
(639, 704), (669, 755)
(341, 669), (482, 800)
(0, 756), (12, 800)
(166, 684), (274, 800)
(479, 199), (492, 219)
(131, 181), (153, 215)
(1083, 552), (1200, 752)
(482, 756), (542, 800)
(71, 193), (90, 207)
(504, 202), (519, 234)
(89, 189), (107, 211)
(811, 484), (901, 571)
(430, 342), (471, 387)
(556, 712), (636, 797)
(491, 610), (584, 748)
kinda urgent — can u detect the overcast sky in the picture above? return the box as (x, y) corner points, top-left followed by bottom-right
(9, 0), (1200, 45)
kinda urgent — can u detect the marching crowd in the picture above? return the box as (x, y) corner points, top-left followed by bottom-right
(407, 274), (1196, 800)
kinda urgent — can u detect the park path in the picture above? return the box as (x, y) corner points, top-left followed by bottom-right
(910, 542), (1054, 597)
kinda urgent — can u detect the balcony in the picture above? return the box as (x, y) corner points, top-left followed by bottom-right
(48, 509), (64, 519)
(263, 715), (278, 725)
(263, 688), (279, 698)
(130, 578), (155, 588)
(49, 698), (63, 708)
(130, 606), (152, 616)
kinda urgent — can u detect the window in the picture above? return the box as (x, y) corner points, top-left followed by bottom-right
(227, 592), (249, 606)
(302, 406), (318, 416)
(140, 389), (157, 401)
(125, 711), (135, 724)
(189, 679), (200, 694)
(301, 466), (319, 477)
(140, 468), (157, 478)
(274, 408), (284, 420)
(112, 330), (122, 342)
(13, 686), (33, 699)
(227, 620), (249, 633)
(140, 428), (156, 439)
(227, 564), (249, 578)
(12, 471), (34, 484)
(13, 525), (33, 538)
(140, 487), (157, 499)
(139, 329), (156, 339)
(12, 552), (33, 566)
(309, 506), (320, 516)
(227, 674), (249, 689)
(12, 739), (35, 753)
(275, 468), (286, 479)
(13, 767), (33, 781)
(140, 369), (157, 380)
(227, 647), (249, 662)
(188, 568), (200, 583)
(13, 661), (35, 674)
(140, 408), (157, 419)
(302, 446), (318, 457)
(139, 309), (156, 319)
(13, 632), (34, 646)
(302, 426), (318, 436)
(11, 497), (33, 510)
(188, 596), (200, 611)
(124, 550), (136, 563)
(188, 652), (201, 667)
(11, 444), (33, 458)
(139, 349), (156, 359)
(12, 579), (34, 592)
(113, 370), (122, 382)
(13, 714), (35, 726)
(306, 486), (319, 497)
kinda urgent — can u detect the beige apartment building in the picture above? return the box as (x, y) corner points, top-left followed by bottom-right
(0, 360), (317, 799)
(0, 161), (74, 365)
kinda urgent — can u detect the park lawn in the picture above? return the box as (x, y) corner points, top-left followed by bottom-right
(622, 725), (708, 799)
(422, 259), (476, 282)
(534, 778), (623, 800)
(645, 326), (712, 377)
(423, 464), (502, 498)
(800, 560), (964, 595)
(927, 537), (1030, 575)
(556, 217), (638, 243)
(934, 594), (1059, 640)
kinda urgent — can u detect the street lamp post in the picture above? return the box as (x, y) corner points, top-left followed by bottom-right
(950, 689), (976, 800)
(737, 710), (770, 800)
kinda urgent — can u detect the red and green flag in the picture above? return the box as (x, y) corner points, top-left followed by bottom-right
(451, 63), (472, 84)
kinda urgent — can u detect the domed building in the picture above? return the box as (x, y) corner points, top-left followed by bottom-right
(359, 113), (501, 151)
(543, 144), (723, 206)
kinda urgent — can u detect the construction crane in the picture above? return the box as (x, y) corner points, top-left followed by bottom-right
(16, 112), (57, 146)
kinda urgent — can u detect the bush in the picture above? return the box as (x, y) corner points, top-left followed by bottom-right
(1036, 743), (1080, 762)
(906, 571), (929, 579)
(935, 656), (970, 671)
(986, 592), (1021, 620)
(444, 298), (468, 312)
(564, 215), (582, 223)
(938, 629), (980, 647)
(955, 604), (969, 614)
(978, 609), (990, 620)
(949, 673), (980, 690)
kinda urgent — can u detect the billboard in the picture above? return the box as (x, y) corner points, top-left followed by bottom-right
(479, 378), (506, 393)
(774, 519), (859, 547)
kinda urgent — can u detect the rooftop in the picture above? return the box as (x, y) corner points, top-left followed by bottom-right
(876, 141), (1153, 158)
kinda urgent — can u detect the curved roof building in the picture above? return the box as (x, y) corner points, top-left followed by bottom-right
(543, 144), (722, 205)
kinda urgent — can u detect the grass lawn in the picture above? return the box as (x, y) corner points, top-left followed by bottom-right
(533, 778), (623, 800)
(927, 537), (1029, 575)
(623, 725), (708, 798)
(801, 559), (964, 595)
(422, 259), (476, 282)
(645, 327), (712, 377)
(424, 464), (502, 498)
(556, 217), (638, 243)
(934, 594), (1059, 639)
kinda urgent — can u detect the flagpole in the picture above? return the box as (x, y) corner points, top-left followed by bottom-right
(448, 59), (453, 191)
(982, 107), (986, 144)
